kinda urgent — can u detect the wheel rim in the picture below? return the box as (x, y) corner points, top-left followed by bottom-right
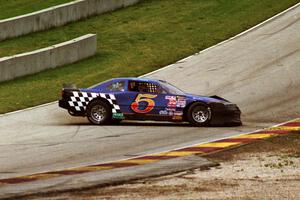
(192, 107), (210, 123)
(90, 105), (106, 122)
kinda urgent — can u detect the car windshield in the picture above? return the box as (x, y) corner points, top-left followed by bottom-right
(159, 81), (185, 95)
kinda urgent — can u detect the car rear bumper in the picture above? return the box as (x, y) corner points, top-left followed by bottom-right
(59, 99), (86, 116)
(59, 99), (69, 110)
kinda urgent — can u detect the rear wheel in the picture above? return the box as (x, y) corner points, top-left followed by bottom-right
(86, 100), (112, 125)
(187, 103), (211, 126)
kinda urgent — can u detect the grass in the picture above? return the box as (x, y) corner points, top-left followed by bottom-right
(0, 0), (299, 113)
(0, 0), (73, 20)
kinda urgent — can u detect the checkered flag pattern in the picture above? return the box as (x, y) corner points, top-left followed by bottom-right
(68, 91), (121, 113)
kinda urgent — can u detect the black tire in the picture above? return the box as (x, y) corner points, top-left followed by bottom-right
(86, 100), (112, 125)
(187, 103), (211, 126)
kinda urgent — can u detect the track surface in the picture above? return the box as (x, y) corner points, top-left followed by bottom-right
(0, 2), (299, 191)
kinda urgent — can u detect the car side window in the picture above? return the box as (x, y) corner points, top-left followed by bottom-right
(128, 81), (161, 93)
(106, 81), (125, 92)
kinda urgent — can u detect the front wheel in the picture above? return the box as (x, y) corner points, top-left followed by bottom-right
(86, 100), (112, 125)
(187, 103), (211, 126)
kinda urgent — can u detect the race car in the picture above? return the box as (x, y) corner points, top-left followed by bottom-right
(59, 77), (242, 126)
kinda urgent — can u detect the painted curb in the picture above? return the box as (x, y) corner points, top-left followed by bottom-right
(0, 118), (299, 185)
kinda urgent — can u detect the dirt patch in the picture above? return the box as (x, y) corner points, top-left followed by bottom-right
(19, 133), (300, 200)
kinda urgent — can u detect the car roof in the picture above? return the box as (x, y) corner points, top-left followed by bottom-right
(112, 77), (163, 84)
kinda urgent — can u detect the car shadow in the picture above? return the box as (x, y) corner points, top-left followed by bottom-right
(56, 121), (242, 128)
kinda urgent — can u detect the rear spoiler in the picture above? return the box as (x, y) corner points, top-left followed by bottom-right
(210, 95), (229, 102)
(63, 83), (78, 90)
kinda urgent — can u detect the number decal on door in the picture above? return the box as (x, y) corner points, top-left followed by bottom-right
(131, 94), (157, 113)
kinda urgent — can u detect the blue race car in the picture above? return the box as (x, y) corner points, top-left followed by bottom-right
(59, 77), (242, 126)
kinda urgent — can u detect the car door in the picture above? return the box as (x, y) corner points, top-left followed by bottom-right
(114, 80), (187, 121)
(127, 81), (187, 121)
(115, 80), (166, 120)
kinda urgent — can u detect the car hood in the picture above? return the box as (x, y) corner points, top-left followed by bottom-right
(185, 94), (230, 104)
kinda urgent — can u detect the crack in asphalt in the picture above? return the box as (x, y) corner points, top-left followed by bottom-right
(211, 47), (300, 96)
(0, 129), (158, 147)
(69, 125), (81, 139)
(260, 16), (300, 36)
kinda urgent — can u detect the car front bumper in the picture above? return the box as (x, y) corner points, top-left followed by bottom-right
(209, 103), (242, 126)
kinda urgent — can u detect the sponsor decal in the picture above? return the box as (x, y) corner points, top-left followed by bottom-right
(174, 111), (183, 116)
(166, 96), (177, 108)
(168, 109), (175, 116)
(113, 113), (124, 119)
(159, 110), (168, 115)
(159, 108), (177, 116)
(165, 96), (186, 108)
(176, 96), (186, 108)
(172, 115), (183, 120)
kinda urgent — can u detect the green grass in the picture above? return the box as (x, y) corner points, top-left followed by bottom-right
(0, 0), (73, 20)
(0, 0), (299, 113)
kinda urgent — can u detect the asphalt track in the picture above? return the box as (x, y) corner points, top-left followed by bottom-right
(0, 2), (300, 198)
